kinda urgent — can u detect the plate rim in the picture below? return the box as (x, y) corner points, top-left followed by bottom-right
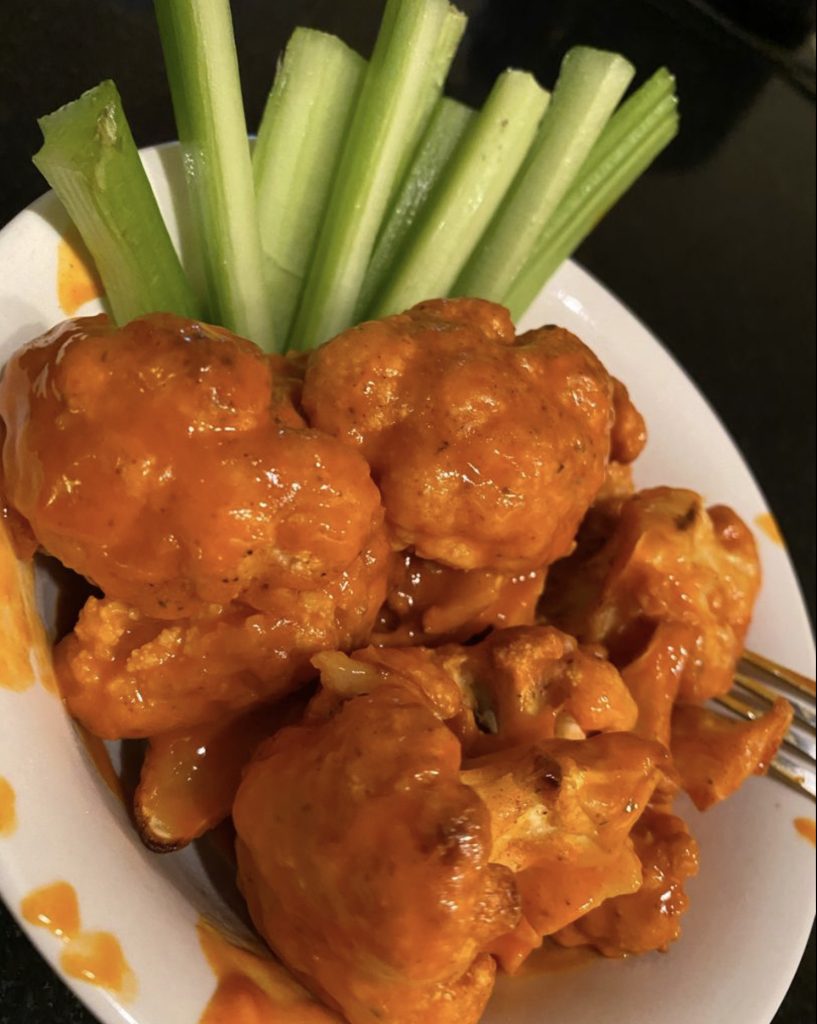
(0, 148), (814, 1024)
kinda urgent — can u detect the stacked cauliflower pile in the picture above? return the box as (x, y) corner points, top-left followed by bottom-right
(0, 299), (791, 1024)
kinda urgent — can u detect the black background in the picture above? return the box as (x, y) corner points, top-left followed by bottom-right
(0, 1), (814, 1021)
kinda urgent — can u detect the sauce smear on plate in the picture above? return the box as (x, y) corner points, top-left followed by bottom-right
(0, 523), (58, 694)
(0, 777), (17, 836)
(794, 818), (816, 847)
(198, 918), (340, 1023)
(57, 235), (102, 315)
(755, 513), (785, 548)
(21, 880), (136, 997)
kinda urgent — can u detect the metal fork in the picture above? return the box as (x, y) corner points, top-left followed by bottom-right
(716, 650), (816, 800)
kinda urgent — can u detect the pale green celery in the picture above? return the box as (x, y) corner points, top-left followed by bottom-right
(253, 29), (365, 343)
(290, 0), (467, 350)
(386, 8), (467, 209)
(455, 46), (634, 302)
(504, 105), (679, 320)
(32, 80), (200, 324)
(358, 96), (473, 317)
(577, 67), (676, 170)
(154, 0), (275, 349)
(368, 70), (549, 319)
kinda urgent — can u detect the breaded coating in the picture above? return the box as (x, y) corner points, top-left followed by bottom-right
(0, 314), (382, 617)
(450, 625), (639, 750)
(234, 679), (519, 1024)
(303, 299), (618, 571)
(554, 809), (700, 956)
(671, 699), (793, 810)
(235, 637), (673, 1006)
(542, 487), (761, 703)
(373, 552), (545, 646)
(463, 733), (674, 972)
(56, 533), (389, 738)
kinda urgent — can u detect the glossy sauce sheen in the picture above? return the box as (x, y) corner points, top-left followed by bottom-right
(21, 880), (136, 999)
(518, 939), (599, 975)
(794, 818), (816, 847)
(0, 521), (56, 693)
(56, 236), (102, 315)
(0, 776), (17, 836)
(0, 314), (383, 621)
(198, 918), (340, 1023)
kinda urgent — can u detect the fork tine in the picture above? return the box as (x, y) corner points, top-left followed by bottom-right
(742, 649), (816, 699)
(769, 749), (817, 801)
(725, 651), (816, 802)
(734, 671), (816, 732)
(715, 693), (817, 762)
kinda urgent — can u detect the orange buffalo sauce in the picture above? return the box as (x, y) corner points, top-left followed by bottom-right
(794, 818), (816, 848)
(61, 930), (133, 994)
(197, 918), (341, 1024)
(22, 881), (81, 940)
(0, 776), (17, 837)
(518, 939), (599, 976)
(0, 522), (58, 694)
(57, 235), (103, 315)
(21, 880), (136, 999)
(755, 513), (785, 548)
(0, 523), (39, 693)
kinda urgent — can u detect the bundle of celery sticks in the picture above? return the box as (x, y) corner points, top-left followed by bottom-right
(32, 0), (679, 355)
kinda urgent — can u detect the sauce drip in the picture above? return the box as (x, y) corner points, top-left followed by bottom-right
(21, 880), (136, 999)
(197, 918), (340, 1023)
(57, 235), (103, 315)
(518, 939), (599, 976)
(0, 776), (18, 837)
(0, 522), (58, 694)
(755, 513), (784, 548)
(794, 818), (816, 847)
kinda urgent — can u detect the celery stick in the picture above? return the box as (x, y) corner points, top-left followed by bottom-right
(290, 0), (467, 350)
(253, 30), (365, 344)
(358, 97), (473, 317)
(576, 67), (676, 171)
(154, 0), (275, 349)
(456, 47), (634, 302)
(504, 105), (679, 320)
(387, 9), (468, 210)
(368, 70), (549, 319)
(32, 81), (200, 325)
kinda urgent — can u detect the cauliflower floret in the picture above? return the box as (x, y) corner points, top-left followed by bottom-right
(542, 487), (761, 703)
(302, 298), (619, 571)
(56, 532), (389, 738)
(463, 732), (675, 972)
(0, 313), (383, 618)
(373, 551), (545, 646)
(671, 699), (793, 810)
(234, 677), (519, 1024)
(554, 809), (700, 956)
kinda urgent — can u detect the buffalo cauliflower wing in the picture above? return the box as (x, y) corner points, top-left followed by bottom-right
(234, 634), (676, 1015)
(234, 676), (519, 1024)
(302, 299), (621, 572)
(0, 313), (383, 618)
(554, 808), (700, 956)
(542, 487), (761, 703)
(56, 532), (389, 738)
(373, 551), (546, 646)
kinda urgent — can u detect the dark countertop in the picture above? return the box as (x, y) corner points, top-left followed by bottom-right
(0, 1), (814, 1021)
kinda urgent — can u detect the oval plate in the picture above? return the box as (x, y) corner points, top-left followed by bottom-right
(0, 146), (814, 1024)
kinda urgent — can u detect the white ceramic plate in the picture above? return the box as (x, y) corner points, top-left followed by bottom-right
(0, 146), (814, 1024)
